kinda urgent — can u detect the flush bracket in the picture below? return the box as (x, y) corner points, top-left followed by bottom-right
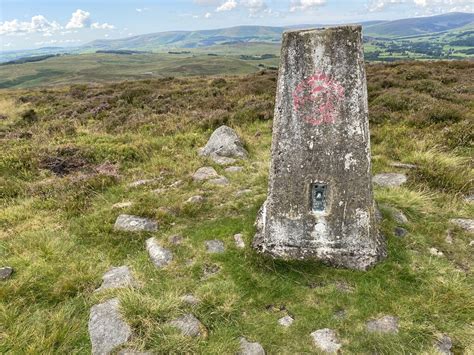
(311, 183), (327, 212)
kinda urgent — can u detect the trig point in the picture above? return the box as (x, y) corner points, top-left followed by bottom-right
(253, 26), (386, 270)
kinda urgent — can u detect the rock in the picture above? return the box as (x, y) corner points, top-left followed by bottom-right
(429, 247), (444, 257)
(236, 189), (252, 196)
(152, 188), (166, 195)
(186, 195), (204, 203)
(192, 167), (219, 181)
(374, 204), (383, 223)
(206, 240), (225, 253)
(239, 337), (265, 355)
(310, 328), (342, 353)
(88, 298), (132, 355)
(114, 214), (158, 232)
(392, 209), (408, 224)
(181, 294), (200, 306)
(170, 313), (206, 337)
(366, 315), (399, 334)
(211, 155), (236, 165)
(0, 266), (13, 280)
(146, 238), (173, 268)
(445, 230), (453, 244)
(169, 180), (183, 188)
(394, 227), (408, 238)
(96, 266), (136, 292)
(158, 206), (175, 216)
(449, 218), (474, 233)
(465, 194), (474, 203)
(128, 179), (157, 187)
(389, 162), (418, 169)
(470, 240), (474, 247)
(334, 309), (346, 320)
(112, 201), (133, 209)
(169, 235), (183, 245)
(225, 166), (243, 173)
(202, 263), (220, 278)
(334, 281), (354, 293)
(278, 315), (294, 327)
(435, 334), (453, 355)
(199, 125), (248, 159)
(373, 173), (407, 187)
(234, 234), (245, 248)
(207, 176), (229, 186)
(117, 350), (152, 355)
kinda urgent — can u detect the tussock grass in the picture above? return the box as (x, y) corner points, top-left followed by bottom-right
(1, 62), (473, 353)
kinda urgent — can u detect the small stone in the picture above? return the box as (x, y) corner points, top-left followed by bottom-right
(373, 173), (407, 187)
(117, 350), (152, 355)
(199, 125), (248, 159)
(449, 218), (474, 233)
(0, 266), (13, 280)
(128, 179), (157, 188)
(234, 234), (245, 248)
(366, 315), (399, 334)
(211, 155), (236, 165)
(193, 167), (219, 181)
(202, 263), (220, 278)
(152, 188), (166, 195)
(310, 328), (342, 353)
(429, 247), (444, 257)
(88, 298), (132, 355)
(112, 201), (133, 209)
(389, 162), (418, 169)
(146, 238), (173, 268)
(236, 189), (252, 196)
(470, 240), (474, 247)
(114, 214), (158, 232)
(207, 176), (229, 186)
(374, 204), (383, 223)
(186, 195), (204, 203)
(239, 337), (265, 355)
(278, 315), (294, 327)
(225, 166), (243, 173)
(170, 313), (206, 337)
(169, 235), (183, 245)
(392, 209), (408, 224)
(96, 266), (136, 292)
(394, 227), (408, 238)
(206, 240), (225, 253)
(181, 294), (200, 306)
(445, 230), (453, 244)
(465, 194), (474, 203)
(169, 180), (183, 188)
(435, 334), (453, 355)
(334, 309), (346, 320)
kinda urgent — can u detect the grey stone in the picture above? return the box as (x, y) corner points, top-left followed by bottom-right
(169, 235), (183, 245)
(225, 166), (243, 173)
(278, 315), (294, 327)
(181, 294), (200, 306)
(211, 155), (236, 165)
(192, 167), (219, 181)
(374, 204), (383, 223)
(152, 188), (166, 195)
(334, 309), (346, 320)
(146, 238), (173, 268)
(389, 162), (418, 169)
(465, 194), (474, 203)
(252, 26), (385, 271)
(117, 350), (152, 355)
(445, 230), (453, 244)
(366, 315), (399, 334)
(429, 247), (444, 257)
(435, 334), (453, 355)
(114, 214), (158, 232)
(0, 266), (13, 280)
(112, 201), (133, 209)
(88, 298), (132, 355)
(186, 195), (204, 203)
(310, 328), (342, 353)
(206, 240), (225, 253)
(199, 125), (248, 159)
(234, 234), (245, 248)
(202, 263), (220, 278)
(392, 209), (408, 224)
(373, 173), (407, 187)
(239, 337), (265, 355)
(450, 218), (474, 233)
(394, 227), (408, 238)
(236, 189), (252, 196)
(96, 266), (136, 292)
(128, 179), (157, 187)
(207, 176), (229, 186)
(170, 313), (205, 337)
(169, 180), (183, 188)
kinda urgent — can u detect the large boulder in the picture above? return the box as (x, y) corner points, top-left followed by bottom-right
(199, 126), (248, 159)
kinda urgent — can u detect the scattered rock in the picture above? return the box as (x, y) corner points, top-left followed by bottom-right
(394, 227), (408, 238)
(114, 214), (158, 232)
(181, 294), (200, 306)
(465, 194), (474, 203)
(334, 281), (354, 293)
(146, 238), (173, 268)
(169, 180), (183, 188)
(211, 155), (236, 165)
(334, 309), (346, 320)
(0, 266), (13, 280)
(88, 298), (132, 355)
(239, 337), (265, 355)
(435, 334), (453, 355)
(373, 173), (407, 187)
(310, 328), (342, 353)
(234, 234), (245, 248)
(236, 189), (252, 196)
(449, 218), (474, 233)
(366, 315), (399, 334)
(389, 162), (418, 169)
(225, 166), (243, 173)
(96, 266), (136, 292)
(112, 201), (133, 209)
(445, 230), (453, 244)
(117, 349), (152, 355)
(392, 209), (408, 224)
(199, 125), (248, 159)
(207, 176), (229, 186)
(169, 235), (183, 245)
(206, 240), (225, 253)
(128, 179), (157, 188)
(186, 195), (204, 203)
(429, 247), (444, 257)
(193, 167), (219, 181)
(470, 240), (474, 247)
(202, 263), (220, 278)
(170, 313), (206, 337)
(278, 315), (294, 327)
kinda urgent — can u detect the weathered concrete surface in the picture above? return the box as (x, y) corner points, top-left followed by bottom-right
(253, 26), (385, 270)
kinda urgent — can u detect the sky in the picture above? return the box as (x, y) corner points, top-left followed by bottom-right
(1, 0), (473, 51)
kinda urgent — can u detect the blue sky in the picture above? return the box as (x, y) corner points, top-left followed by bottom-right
(1, 0), (473, 50)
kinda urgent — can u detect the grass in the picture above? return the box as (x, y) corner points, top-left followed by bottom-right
(1, 61), (473, 353)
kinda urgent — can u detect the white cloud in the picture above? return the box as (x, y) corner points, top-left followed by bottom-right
(205, 12), (213, 18)
(290, 0), (327, 12)
(368, 0), (474, 12)
(194, 0), (221, 5)
(66, 9), (91, 29)
(0, 15), (60, 35)
(136, 7), (149, 13)
(216, 0), (238, 12)
(241, 0), (268, 15)
(368, 0), (405, 11)
(91, 22), (115, 30)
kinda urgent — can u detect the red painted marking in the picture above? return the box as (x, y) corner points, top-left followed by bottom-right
(292, 72), (345, 126)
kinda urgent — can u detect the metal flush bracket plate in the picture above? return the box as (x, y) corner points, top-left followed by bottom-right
(311, 183), (327, 212)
